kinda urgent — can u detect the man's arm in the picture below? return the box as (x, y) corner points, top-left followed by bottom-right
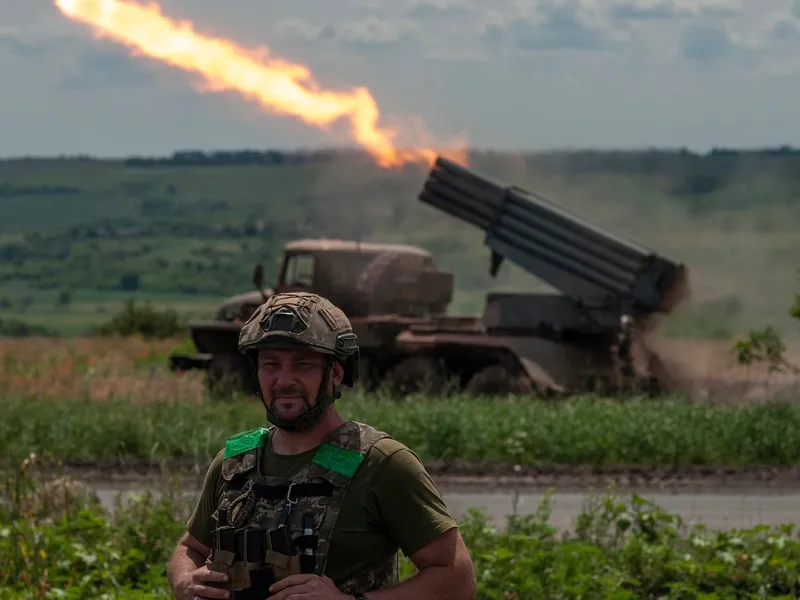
(363, 445), (477, 600)
(167, 450), (230, 599)
(168, 532), (231, 600)
(167, 531), (209, 581)
(365, 527), (476, 600)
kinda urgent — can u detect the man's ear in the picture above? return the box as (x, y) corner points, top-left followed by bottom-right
(330, 360), (345, 387)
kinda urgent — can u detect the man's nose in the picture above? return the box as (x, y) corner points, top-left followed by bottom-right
(272, 364), (300, 382)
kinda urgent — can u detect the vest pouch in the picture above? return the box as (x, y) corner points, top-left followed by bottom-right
(225, 527), (268, 591)
(265, 525), (301, 580)
(206, 524), (237, 590)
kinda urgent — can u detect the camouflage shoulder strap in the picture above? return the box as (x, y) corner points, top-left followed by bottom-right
(220, 426), (273, 482)
(309, 420), (392, 575)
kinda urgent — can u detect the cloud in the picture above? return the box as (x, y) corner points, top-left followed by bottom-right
(793, 0), (800, 19)
(336, 17), (415, 47)
(607, 0), (741, 20)
(769, 18), (800, 43)
(402, 0), (472, 20)
(271, 17), (325, 43)
(679, 22), (734, 61)
(0, 25), (66, 59)
(0, 11), (169, 90)
(484, 0), (620, 52)
(58, 43), (167, 89)
(3, 0), (800, 159)
(272, 16), (415, 49)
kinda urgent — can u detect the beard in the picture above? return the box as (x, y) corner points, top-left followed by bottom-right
(267, 384), (311, 418)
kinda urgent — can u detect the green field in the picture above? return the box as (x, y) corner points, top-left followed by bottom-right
(1, 148), (799, 340)
(4, 393), (800, 466)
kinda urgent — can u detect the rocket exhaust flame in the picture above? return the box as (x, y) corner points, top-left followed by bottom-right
(54, 0), (465, 168)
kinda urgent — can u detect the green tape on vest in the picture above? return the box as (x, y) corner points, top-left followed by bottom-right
(312, 442), (365, 478)
(224, 427), (270, 459)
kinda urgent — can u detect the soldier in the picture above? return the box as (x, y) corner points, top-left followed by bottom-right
(167, 292), (477, 600)
(613, 314), (636, 390)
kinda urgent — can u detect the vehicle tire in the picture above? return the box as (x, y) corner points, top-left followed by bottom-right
(382, 356), (447, 398)
(465, 364), (535, 397)
(206, 354), (258, 400)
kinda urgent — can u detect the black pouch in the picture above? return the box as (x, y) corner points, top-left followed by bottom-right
(232, 566), (276, 600)
(265, 526), (301, 580)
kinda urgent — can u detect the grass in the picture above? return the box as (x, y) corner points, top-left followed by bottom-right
(5, 458), (800, 599)
(6, 393), (800, 467)
(2, 337), (800, 467)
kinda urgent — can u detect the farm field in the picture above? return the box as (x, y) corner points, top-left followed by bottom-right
(2, 335), (800, 473)
(2, 149), (800, 340)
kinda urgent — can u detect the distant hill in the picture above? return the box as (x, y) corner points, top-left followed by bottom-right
(0, 147), (798, 338)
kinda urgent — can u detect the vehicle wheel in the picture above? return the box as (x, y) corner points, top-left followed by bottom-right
(382, 356), (447, 398)
(465, 364), (535, 397)
(206, 354), (258, 400)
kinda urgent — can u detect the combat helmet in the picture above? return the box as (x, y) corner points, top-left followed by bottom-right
(238, 292), (359, 431)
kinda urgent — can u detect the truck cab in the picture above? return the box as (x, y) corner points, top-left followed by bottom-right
(168, 238), (454, 397)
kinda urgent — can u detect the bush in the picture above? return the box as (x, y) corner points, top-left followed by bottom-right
(93, 299), (184, 340)
(0, 317), (60, 337)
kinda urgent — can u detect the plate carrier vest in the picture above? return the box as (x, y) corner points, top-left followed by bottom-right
(206, 420), (400, 598)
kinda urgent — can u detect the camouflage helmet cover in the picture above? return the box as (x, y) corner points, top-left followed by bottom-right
(238, 292), (359, 386)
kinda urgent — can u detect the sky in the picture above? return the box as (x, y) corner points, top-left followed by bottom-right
(1, 0), (799, 157)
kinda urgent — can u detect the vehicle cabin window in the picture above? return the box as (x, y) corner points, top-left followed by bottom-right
(285, 253), (314, 287)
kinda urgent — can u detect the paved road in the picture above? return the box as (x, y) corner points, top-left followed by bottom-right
(91, 485), (800, 531)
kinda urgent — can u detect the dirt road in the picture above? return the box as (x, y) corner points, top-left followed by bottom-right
(21, 460), (800, 531)
(89, 483), (800, 531)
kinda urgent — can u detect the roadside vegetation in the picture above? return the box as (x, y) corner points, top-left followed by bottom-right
(4, 456), (800, 599)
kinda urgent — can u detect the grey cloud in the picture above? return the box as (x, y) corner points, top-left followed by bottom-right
(271, 17), (326, 42)
(272, 16), (414, 48)
(337, 17), (415, 47)
(0, 26), (68, 59)
(680, 23), (733, 61)
(0, 13), (169, 89)
(0, 28), (40, 57)
(58, 41), (170, 89)
(793, 0), (800, 19)
(607, 0), (741, 20)
(770, 18), (800, 42)
(486, 1), (616, 52)
(403, 0), (472, 20)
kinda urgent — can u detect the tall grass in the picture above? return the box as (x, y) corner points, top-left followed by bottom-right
(3, 393), (800, 466)
(3, 336), (800, 467)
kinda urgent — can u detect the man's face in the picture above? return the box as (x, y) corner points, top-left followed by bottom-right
(256, 347), (343, 421)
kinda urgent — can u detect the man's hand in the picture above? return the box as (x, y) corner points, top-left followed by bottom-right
(173, 564), (231, 600)
(268, 574), (351, 600)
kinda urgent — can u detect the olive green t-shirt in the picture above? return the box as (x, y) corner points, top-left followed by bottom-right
(185, 435), (458, 586)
